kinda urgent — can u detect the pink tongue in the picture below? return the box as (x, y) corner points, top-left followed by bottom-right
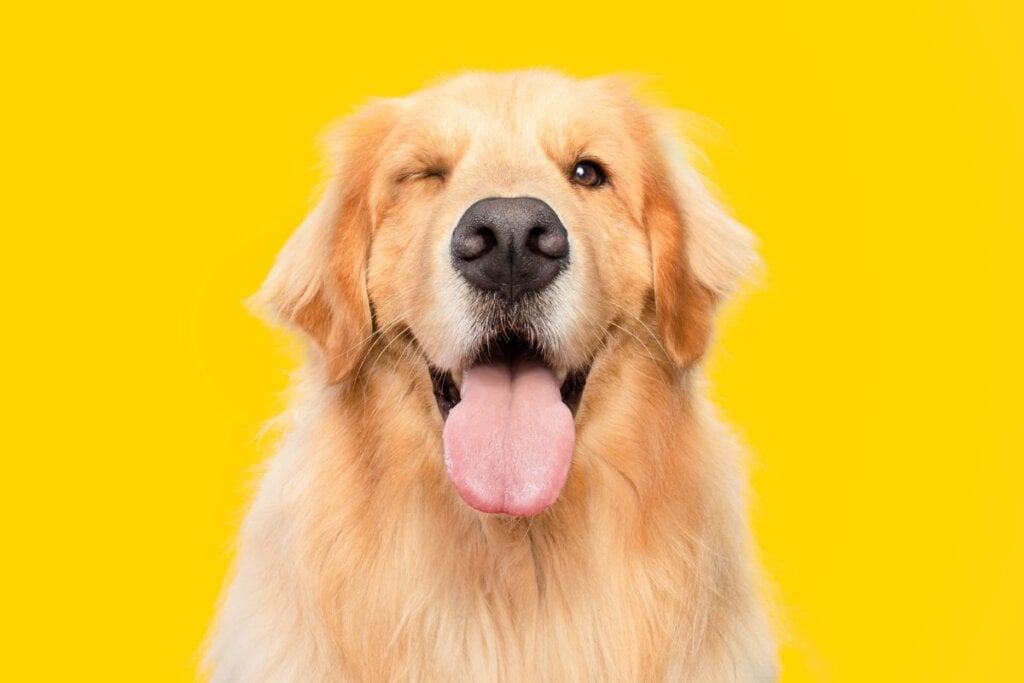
(443, 360), (574, 516)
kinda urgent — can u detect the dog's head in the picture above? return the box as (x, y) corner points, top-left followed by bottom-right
(255, 71), (755, 516)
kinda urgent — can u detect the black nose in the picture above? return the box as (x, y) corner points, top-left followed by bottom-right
(450, 197), (569, 299)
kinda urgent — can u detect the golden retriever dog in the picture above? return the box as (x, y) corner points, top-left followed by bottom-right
(206, 70), (776, 681)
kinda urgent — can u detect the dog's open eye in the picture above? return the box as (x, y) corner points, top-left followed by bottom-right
(571, 160), (607, 188)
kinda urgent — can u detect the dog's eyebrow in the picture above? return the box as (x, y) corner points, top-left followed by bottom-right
(386, 144), (445, 176)
(543, 134), (612, 169)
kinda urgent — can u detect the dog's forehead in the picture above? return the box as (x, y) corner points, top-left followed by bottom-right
(369, 72), (655, 217)
(393, 72), (642, 158)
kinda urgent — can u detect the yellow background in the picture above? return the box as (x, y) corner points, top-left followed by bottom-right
(3, 1), (1021, 680)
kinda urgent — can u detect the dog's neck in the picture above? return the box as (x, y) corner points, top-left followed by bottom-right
(256, 316), (761, 679)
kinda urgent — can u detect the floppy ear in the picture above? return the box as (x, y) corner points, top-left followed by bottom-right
(646, 126), (759, 368)
(250, 102), (398, 383)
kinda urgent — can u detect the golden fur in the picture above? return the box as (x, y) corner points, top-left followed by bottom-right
(205, 70), (776, 681)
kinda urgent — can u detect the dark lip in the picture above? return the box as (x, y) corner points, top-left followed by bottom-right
(429, 367), (460, 421)
(428, 332), (590, 421)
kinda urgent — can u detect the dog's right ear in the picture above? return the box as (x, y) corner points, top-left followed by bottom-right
(250, 101), (399, 383)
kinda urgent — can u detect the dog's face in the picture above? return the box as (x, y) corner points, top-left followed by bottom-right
(256, 71), (755, 516)
(366, 73), (653, 380)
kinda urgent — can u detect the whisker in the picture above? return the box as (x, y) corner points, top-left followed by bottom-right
(350, 317), (409, 387)
(607, 319), (660, 368)
(607, 300), (672, 361)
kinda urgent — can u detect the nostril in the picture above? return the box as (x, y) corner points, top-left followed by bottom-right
(454, 225), (497, 261)
(528, 225), (569, 260)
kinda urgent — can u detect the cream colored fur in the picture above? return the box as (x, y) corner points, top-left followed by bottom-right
(205, 70), (776, 682)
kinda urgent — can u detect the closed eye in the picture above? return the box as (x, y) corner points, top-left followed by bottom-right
(397, 167), (447, 183)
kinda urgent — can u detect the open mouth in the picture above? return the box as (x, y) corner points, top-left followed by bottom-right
(428, 332), (591, 517)
(429, 333), (589, 421)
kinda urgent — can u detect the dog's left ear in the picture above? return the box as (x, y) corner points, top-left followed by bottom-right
(645, 126), (759, 368)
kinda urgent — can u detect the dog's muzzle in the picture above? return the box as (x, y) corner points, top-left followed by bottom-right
(436, 197), (582, 517)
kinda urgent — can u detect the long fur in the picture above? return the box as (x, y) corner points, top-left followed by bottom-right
(205, 70), (776, 682)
